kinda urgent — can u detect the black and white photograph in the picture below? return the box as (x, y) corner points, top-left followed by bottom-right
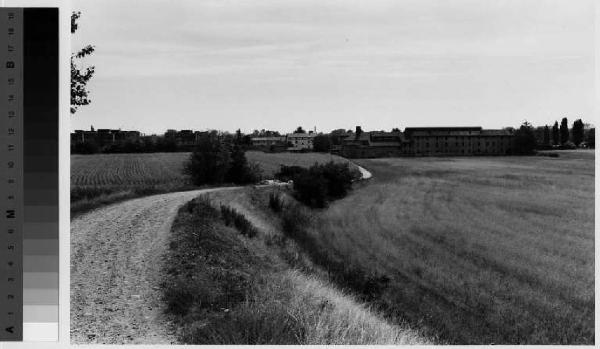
(69, 0), (595, 345)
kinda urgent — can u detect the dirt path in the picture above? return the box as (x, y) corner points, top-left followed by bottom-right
(70, 188), (239, 344)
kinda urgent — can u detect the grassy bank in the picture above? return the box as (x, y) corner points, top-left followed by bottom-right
(161, 196), (428, 345)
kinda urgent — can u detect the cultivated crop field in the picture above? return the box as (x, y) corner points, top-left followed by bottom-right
(304, 151), (594, 344)
(71, 153), (190, 188)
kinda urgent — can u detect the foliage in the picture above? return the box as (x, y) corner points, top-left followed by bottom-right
(293, 168), (328, 208)
(319, 162), (356, 198)
(512, 121), (537, 155)
(542, 125), (550, 146)
(184, 134), (262, 185)
(313, 134), (332, 152)
(571, 119), (584, 146)
(355, 126), (363, 139)
(559, 117), (569, 144)
(226, 144), (262, 184)
(585, 128), (594, 148)
(184, 135), (232, 185)
(278, 162), (359, 208)
(71, 12), (95, 114)
(274, 165), (306, 182)
(552, 121), (560, 145)
(294, 126), (306, 134)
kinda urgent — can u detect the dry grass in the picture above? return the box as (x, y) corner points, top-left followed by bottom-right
(277, 270), (427, 345)
(304, 150), (594, 344)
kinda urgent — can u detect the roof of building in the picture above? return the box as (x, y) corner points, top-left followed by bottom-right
(405, 126), (482, 132)
(406, 127), (513, 137)
(251, 136), (286, 141)
(480, 129), (513, 136)
(287, 133), (317, 138)
(342, 131), (405, 147)
(366, 141), (402, 147)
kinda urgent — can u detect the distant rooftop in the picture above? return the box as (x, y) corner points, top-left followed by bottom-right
(287, 133), (317, 138)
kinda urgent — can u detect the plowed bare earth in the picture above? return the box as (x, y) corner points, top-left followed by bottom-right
(70, 188), (238, 344)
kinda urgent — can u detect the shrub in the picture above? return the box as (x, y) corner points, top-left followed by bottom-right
(293, 168), (328, 208)
(286, 161), (358, 208)
(275, 165), (305, 182)
(320, 162), (356, 198)
(313, 134), (332, 152)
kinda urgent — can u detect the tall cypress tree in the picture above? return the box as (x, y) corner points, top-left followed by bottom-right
(559, 117), (569, 144)
(543, 125), (550, 146)
(552, 121), (559, 145)
(572, 119), (584, 146)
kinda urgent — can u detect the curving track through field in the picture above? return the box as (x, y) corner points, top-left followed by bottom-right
(70, 164), (372, 344)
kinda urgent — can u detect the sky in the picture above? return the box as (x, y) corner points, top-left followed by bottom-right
(71, 0), (596, 134)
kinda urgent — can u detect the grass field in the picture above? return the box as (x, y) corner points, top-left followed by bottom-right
(295, 150), (594, 344)
(70, 151), (354, 215)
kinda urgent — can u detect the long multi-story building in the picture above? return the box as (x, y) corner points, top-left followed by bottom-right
(335, 126), (514, 158)
(71, 126), (141, 145)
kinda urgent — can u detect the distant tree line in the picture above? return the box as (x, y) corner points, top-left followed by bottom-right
(533, 117), (594, 150)
(73, 118), (594, 156)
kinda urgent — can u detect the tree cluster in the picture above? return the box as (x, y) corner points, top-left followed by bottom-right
(538, 118), (591, 149)
(184, 134), (261, 185)
(276, 162), (360, 208)
(512, 122), (537, 155)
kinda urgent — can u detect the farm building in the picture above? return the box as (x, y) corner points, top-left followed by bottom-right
(335, 126), (514, 158)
